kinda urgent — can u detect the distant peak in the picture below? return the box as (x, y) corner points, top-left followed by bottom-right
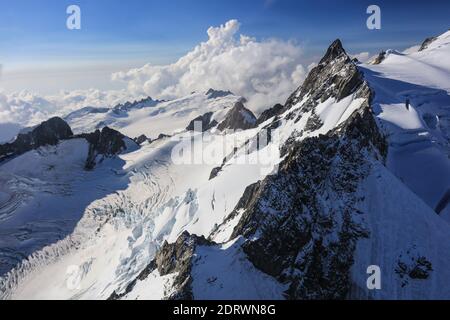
(205, 88), (234, 99)
(319, 39), (347, 64)
(419, 36), (438, 52)
(217, 101), (256, 131)
(371, 51), (387, 65)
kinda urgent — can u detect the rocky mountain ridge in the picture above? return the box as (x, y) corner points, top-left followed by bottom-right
(1, 31), (450, 300)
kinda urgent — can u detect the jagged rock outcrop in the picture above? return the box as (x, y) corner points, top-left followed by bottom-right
(419, 36), (437, 51)
(285, 39), (365, 113)
(0, 117), (73, 162)
(303, 110), (324, 132)
(154, 232), (211, 300)
(0, 115), (136, 170)
(225, 107), (386, 299)
(371, 51), (387, 65)
(436, 189), (450, 214)
(213, 40), (388, 299)
(154, 133), (171, 141)
(395, 246), (433, 287)
(186, 112), (218, 132)
(256, 104), (285, 126)
(112, 96), (162, 114)
(109, 232), (211, 300)
(80, 127), (131, 170)
(134, 134), (150, 145)
(205, 88), (233, 99)
(217, 102), (257, 131)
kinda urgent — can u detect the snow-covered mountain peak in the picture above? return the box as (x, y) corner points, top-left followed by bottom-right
(205, 89), (234, 99)
(419, 29), (450, 52)
(111, 96), (163, 114)
(1, 34), (450, 301)
(217, 101), (257, 131)
(360, 28), (450, 223)
(64, 90), (243, 140)
(319, 39), (346, 64)
(0, 117), (73, 162)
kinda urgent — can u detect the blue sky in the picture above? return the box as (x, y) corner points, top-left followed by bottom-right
(0, 0), (449, 93)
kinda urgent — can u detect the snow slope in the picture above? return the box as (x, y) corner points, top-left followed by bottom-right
(191, 238), (286, 300)
(351, 162), (450, 299)
(1, 32), (450, 300)
(66, 90), (241, 140)
(361, 29), (450, 218)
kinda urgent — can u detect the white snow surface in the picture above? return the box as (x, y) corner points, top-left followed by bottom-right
(361, 29), (450, 218)
(66, 90), (242, 140)
(1, 30), (450, 300)
(191, 238), (286, 300)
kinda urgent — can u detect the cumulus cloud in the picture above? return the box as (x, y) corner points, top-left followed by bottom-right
(46, 89), (141, 112)
(112, 20), (306, 113)
(0, 19), (308, 139)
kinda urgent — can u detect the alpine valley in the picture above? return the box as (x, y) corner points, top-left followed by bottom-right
(1, 30), (450, 300)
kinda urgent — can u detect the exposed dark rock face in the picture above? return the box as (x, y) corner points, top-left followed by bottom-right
(395, 247), (433, 287)
(371, 51), (386, 65)
(155, 232), (211, 300)
(210, 39), (389, 299)
(419, 36), (437, 51)
(435, 189), (450, 214)
(285, 39), (364, 113)
(205, 88), (233, 99)
(0, 117), (73, 162)
(0, 117), (136, 171)
(256, 104), (285, 126)
(304, 111), (324, 132)
(109, 232), (211, 300)
(209, 146), (239, 180)
(217, 102), (257, 131)
(224, 105), (386, 299)
(209, 167), (222, 180)
(134, 134), (150, 145)
(80, 127), (129, 170)
(108, 260), (157, 300)
(186, 112), (218, 132)
(320, 39), (346, 64)
(112, 96), (162, 114)
(156, 133), (171, 140)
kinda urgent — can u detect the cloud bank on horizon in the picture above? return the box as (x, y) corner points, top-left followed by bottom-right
(0, 19), (372, 141)
(0, 89), (139, 132)
(112, 19), (308, 113)
(0, 20), (308, 135)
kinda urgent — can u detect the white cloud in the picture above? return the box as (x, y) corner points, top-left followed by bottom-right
(0, 19), (308, 140)
(112, 19), (306, 113)
(0, 89), (138, 127)
(351, 52), (371, 63)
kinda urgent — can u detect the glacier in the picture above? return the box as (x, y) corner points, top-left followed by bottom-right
(0, 31), (450, 300)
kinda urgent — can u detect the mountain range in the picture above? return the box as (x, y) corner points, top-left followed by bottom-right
(0, 30), (449, 300)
